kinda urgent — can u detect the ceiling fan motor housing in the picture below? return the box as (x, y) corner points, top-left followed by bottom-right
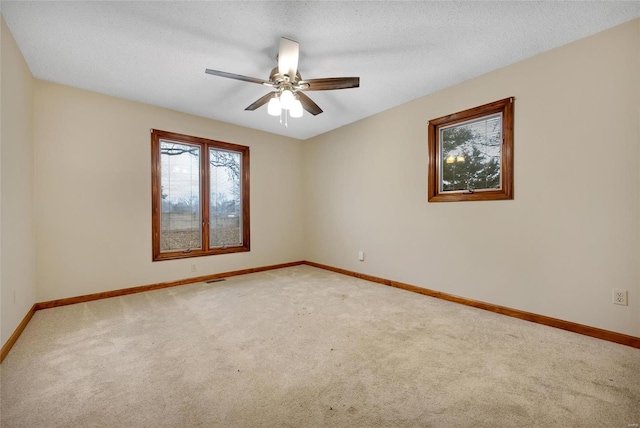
(269, 67), (304, 89)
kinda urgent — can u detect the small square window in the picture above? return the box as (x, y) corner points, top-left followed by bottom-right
(428, 97), (514, 202)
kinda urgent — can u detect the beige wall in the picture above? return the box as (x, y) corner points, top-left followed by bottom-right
(33, 81), (304, 302)
(1, 16), (37, 346)
(304, 19), (640, 336)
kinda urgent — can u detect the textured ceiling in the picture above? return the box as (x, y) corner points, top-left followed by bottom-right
(2, 1), (639, 140)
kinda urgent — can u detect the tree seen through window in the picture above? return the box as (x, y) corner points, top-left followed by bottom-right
(440, 114), (501, 192)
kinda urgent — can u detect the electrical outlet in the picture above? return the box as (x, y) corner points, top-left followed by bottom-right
(358, 251), (365, 261)
(191, 264), (197, 272)
(13, 290), (16, 305)
(612, 289), (628, 306)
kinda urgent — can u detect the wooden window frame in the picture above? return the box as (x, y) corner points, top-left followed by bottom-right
(151, 129), (250, 261)
(428, 97), (514, 202)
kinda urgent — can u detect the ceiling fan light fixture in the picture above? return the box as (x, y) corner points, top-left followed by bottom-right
(267, 95), (281, 116)
(290, 99), (303, 118)
(280, 89), (294, 110)
(205, 37), (359, 125)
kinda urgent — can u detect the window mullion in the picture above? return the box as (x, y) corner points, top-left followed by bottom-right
(201, 142), (210, 251)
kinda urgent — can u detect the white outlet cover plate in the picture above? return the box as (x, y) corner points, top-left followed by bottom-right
(612, 289), (628, 306)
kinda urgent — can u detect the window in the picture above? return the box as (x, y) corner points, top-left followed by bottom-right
(151, 129), (250, 261)
(428, 97), (514, 202)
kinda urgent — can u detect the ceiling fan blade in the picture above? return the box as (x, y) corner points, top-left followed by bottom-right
(278, 37), (299, 80)
(299, 77), (360, 91)
(297, 92), (323, 116)
(205, 69), (271, 85)
(244, 92), (276, 111)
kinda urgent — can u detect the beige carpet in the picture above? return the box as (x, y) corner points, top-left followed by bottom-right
(1, 265), (639, 427)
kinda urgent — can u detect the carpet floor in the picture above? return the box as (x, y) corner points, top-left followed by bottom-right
(1, 265), (639, 427)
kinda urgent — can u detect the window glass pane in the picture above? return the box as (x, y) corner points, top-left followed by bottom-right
(209, 148), (242, 248)
(440, 114), (502, 193)
(160, 141), (202, 252)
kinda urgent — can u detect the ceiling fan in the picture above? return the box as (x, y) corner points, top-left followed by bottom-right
(205, 37), (360, 120)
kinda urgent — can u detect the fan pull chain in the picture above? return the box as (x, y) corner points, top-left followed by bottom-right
(280, 109), (288, 128)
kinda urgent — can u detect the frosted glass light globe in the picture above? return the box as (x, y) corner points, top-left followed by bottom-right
(267, 96), (281, 116)
(279, 90), (294, 110)
(290, 99), (303, 118)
